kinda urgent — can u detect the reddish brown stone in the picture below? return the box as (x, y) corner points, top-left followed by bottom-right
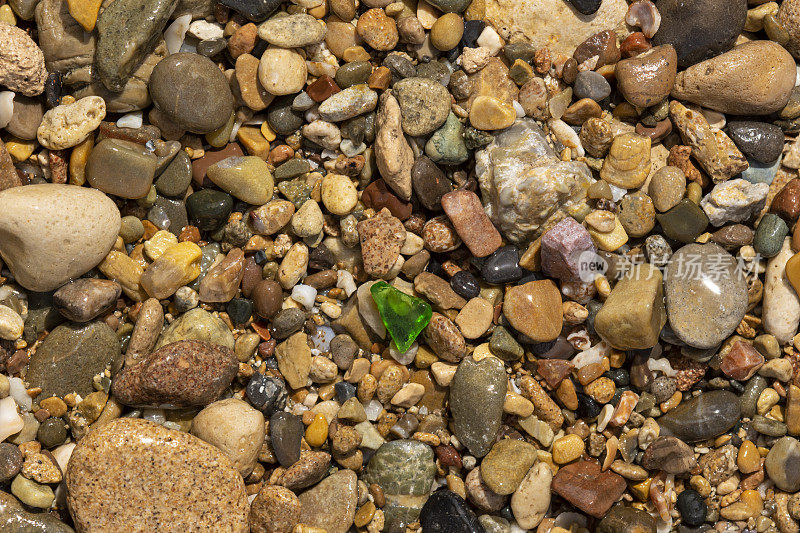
(434, 445), (462, 469)
(48, 149), (68, 184)
(191, 143), (244, 186)
(771, 178), (800, 223)
(440, 189), (502, 258)
(719, 341), (764, 381)
(573, 30), (620, 68)
(306, 75), (341, 102)
(228, 23), (257, 59)
(667, 145), (707, 188)
(551, 460), (626, 518)
(368, 66), (391, 91)
(362, 179), (412, 220)
(536, 359), (574, 389)
(635, 119), (672, 142)
(620, 32), (651, 58)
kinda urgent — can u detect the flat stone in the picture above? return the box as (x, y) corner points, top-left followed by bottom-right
(441, 190), (502, 258)
(257, 13), (326, 47)
(206, 156), (274, 205)
(597, 505), (656, 533)
(551, 460), (626, 519)
(765, 436), (800, 491)
(640, 436), (697, 474)
(450, 356), (506, 458)
(503, 280), (562, 342)
(664, 243), (748, 349)
(365, 440), (436, 530)
(727, 121), (785, 164)
(66, 418), (248, 532)
(297, 470), (358, 533)
(658, 390), (741, 442)
(0, 490), (74, 532)
(86, 138), (157, 199)
(53, 278), (121, 322)
(480, 439), (537, 495)
(274, 332), (312, 389)
(27, 321), (121, 399)
(357, 209), (406, 278)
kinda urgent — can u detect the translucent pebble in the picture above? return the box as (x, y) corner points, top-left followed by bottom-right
(0, 396), (23, 442)
(389, 341), (418, 365)
(365, 399), (383, 421)
(142, 408), (166, 424)
(165, 14), (192, 55)
(309, 325), (334, 355)
(117, 111), (143, 129)
(337, 270), (357, 297)
(9, 377), (31, 411)
(291, 284), (317, 310)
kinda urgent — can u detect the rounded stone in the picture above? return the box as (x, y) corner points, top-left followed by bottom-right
(664, 243), (748, 349)
(676, 490), (707, 527)
(66, 418), (248, 532)
(191, 398), (265, 476)
(393, 77), (451, 136)
(258, 47), (307, 96)
(648, 166), (686, 212)
(479, 439), (537, 495)
(573, 70), (611, 101)
(0, 443), (22, 483)
(450, 356), (507, 458)
(36, 418), (68, 449)
(726, 121), (784, 164)
(86, 138), (157, 199)
(430, 13), (464, 51)
(766, 436), (800, 491)
(149, 53), (235, 134)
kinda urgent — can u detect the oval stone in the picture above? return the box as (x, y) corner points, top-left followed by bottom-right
(450, 356), (507, 457)
(664, 243), (747, 349)
(658, 390), (741, 442)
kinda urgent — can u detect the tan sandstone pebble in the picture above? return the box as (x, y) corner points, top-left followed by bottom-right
(65, 418), (249, 532)
(0, 23), (47, 96)
(356, 8), (399, 51)
(423, 312), (467, 362)
(414, 271), (466, 310)
(37, 96), (107, 150)
(600, 133), (651, 189)
(258, 47), (308, 96)
(374, 92), (414, 200)
(275, 332), (312, 389)
(357, 208), (406, 278)
(249, 485), (301, 533)
(455, 297), (493, 339)
(615, 45), (678, 108)
(671, 40), (796, 115)
(236, 54), (274, 112)
(503, 280), (563, 342)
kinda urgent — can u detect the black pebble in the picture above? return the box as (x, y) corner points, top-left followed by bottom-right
(726, 121), (784, 164)
(481, 246), (523, 284)
(227, 298), (253, 326)
(246, 372), (287, 416)
(576, 393), (602, 419)
(45, 72), (62, 108)
(450, 271), (480, 299)
(568, 0), (602, 15)
(218, 0), (281, 21)
(677, 489), (707, 527)
(419, 489), (487, 533)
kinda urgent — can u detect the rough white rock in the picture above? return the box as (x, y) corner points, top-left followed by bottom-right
(700, 178), (769, 226)
(764, 238), (800, 344)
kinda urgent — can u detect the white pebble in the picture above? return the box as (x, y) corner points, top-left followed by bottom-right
(596, 403), (614, 432)
(142, 408), (166, 424)
(0, 305), (23, 341)
(647, 356), (677, 377)
(337, 270), (357, 297)
(400, 233), (424, 256)
(8, 377), (30, 411)
(608, 183), (627, 202)
(0, 91), (13, 129)
(116, 111), (143, 129)
(476, 26), (503, 56)
(188, 20), (224, 41)
(309, 325), (334, 355)
(513, 99), (525, 118)
(51, 443), (76, 472)
(389, 341), (417, 365)
(571, 341), (609, 369)
(0, 396), (23, 442)
(548, 118), (585, 158)
(165, 14), (192, 55)
(291, 284), (317, 310)
(365, 399), (383, 421)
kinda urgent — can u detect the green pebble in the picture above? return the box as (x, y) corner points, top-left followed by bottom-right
(425, 113), (469, 165)
(154, 151), (192, 197)
(277, 179), (312, 208)
(753, 213), (789, 258)
(655, 199), (709, 243)
(334, 61), (373, 88)
(274, 159), (313, 181)
(11, 475), (54, 508)
(370, 281), (432, 353)
(489, 326), (523, 361)
(119, 215), (144, 244)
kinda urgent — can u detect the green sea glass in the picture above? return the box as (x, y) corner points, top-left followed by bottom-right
(370, 281), (432, 353)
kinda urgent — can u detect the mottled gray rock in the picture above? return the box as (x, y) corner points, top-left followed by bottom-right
(450, 356), (507, 458)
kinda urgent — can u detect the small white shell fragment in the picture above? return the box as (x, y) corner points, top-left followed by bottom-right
(165, 14), (192, 55)
(116, 111), (143, 129)
(0, 396), (23, 442)
(188, 19), (224, 41)
(8, 377), (30, 411)
(548, 118), (585, 158)
(0, 91), (13, 129)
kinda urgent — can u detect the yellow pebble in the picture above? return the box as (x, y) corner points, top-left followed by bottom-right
(60, 95), (76, 105)
(786, 252), (800, 296)
(342, 46), (371, 62)
(237, 126), (270, 158)
(690, 475), (712, 497)
(139, 242), (202, 300)
(469, 95), (517, 131)
(0, 5), (16, 25)
(144, 230), (179, 261)
(69, 136), (93, 185)
(98, 251), (148, 301)
(66, 0), (103, 31)
(260, 121), (277, 142)
(4, 136), (36, 162)
(552, 434), (585, 464)
(587, 215), (629, 252)
(629, 477), (652, 501)
(305, 414), (328, 447)
(205, 112), (235, 148)
(737, 440), (761, 474)
(353, 501), (375, 528)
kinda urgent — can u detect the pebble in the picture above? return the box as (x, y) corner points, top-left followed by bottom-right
(469, 95), (516, 131)
(375, 93), (414, 200)
(541, 217), (594, 282)
(676, 489), (707, 527)
(664, 243), (748, 348)
(66, 418), (248, 531)
(551, 460), (626, 518)
(441, 190), (501, 258)
(53, 278), (121, 322)
(431, 13), (463, 51)
(258, 47), (308, 96)
(420, 490), (484, 533)
(155, 307), (234, 349)
(481, 245), (523, 285)
(597, 506), (656, 533)
(658, 390), (740, 442)
(648, 165), (686, 212)
(270, 411), (304, 467)
(764, 238), (800, 344)
(149, 53), (234, 134)
(393, 77), (451, 136)
(641, 436), (696, 474)
(257, 13), (326, 47)
(652, 0), (746, 68)
(0, 23), (46, 96)
(207, 156), (274, 205)
(357, 209), (406, 278)
(112, 340), (238, 408)
(766, 436), (800, 491)
(86, 138), (157, 199)
(297, 470), (358, 533)
(615, 45), (677, 108)
(480, 439), (537, 495)
(700, 178), (769, 227)
(274, 332), (311, 389)
(573, 71), (611, 102)
(319, 85), (378, 123)
(672, 41), (796, 115)
(249, 485), (300, 533)
(503, 280), (562, 342)
(600, 133), (651, 189)
(450, 356), (506, 457)
(357, 8), (399, 51)
(192, 400), (263, 471)
(365, 440), (436, 529)
(426, 112), (469, 165)
(0, 490), (72, 531)
(37, 96), (105, 150)
(726, 121), (784, 164)
(754, 213), (789, 258)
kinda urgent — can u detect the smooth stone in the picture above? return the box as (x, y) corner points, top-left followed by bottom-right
(270, 411), (303, 467)
(425, 0), (470, 12)
(6, 95), (44, 141)
(191, 398), (264, 476)
(476, 118), (593, 243)
(656, 199), (709, 244)
(150, 196), (188, 236)
(481, 245), (522, 284)
(66, 418), (248, 531)
(365, 440), (436, 530)
(298, 470), (358, 533)
(411, 156), (452, 211)
(726, 121), (784, 164)
(598, 505), (656, 533)
(670, 41), (796, 115)
(551, 461), (626, 518)
(615, 45), (678, 108)
(765, 436), (800, 491)
(206, 156), (274, 205)
(94, 0), (177, 92)
(0, 490), (74, 532)
(27, 321), (121, 399)
(155, 150), (192, 197)
(573, 70), (611, 101)
(0, 184), (120, 292)
(658, 390), (741, 442)
(155, 307), (234, 349)
(258, 47), (307, 96)
(425, 112), (469, 165)
(0, 445), (22, 483)
(257, 13), (326, 48)
(420, 490), (485, 533)
(741, 156), (781, 186)
(502, 280), (563, 343)
(246, 372), (287, 416)
(335, 62), (372, 89)
(652, 0), (746, 68)
(393, 77), (451, 137)
(754, 213), (789, 258)
(186, 189), (234, 231)
(267, 95), (304, 135)
(149, 53), (234, 133)
(53, 278), (121, 322)
(595, 263), (665, 350)
(676, 489), (707, 527)
(86, 138), (157, 199)
(450, 356), (506, 458)
(664, 243), (748, 349)
(764, 238), (800, 344)
(218, 0), (280, 21)
(480, 439), (537, 495)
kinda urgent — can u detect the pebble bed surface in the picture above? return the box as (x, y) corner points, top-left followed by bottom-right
(4, 0), (800, 531)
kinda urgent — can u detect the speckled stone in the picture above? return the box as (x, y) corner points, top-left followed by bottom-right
(66, 418), (248, 532)
(27, 321), (122, 399)
(664, 243), (748, 349)
(53, 278), (121, 322)
(450, 356), (507, 458)
(366, 440), (437, 530)
(112, 340), (238, 408)
(297, 470), (358, 533)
